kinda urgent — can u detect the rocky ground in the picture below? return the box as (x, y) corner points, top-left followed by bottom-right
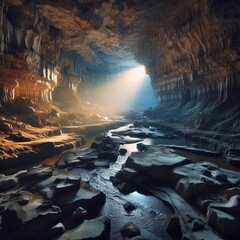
(109, 121), (240, 239)
(0, 109), (124, 170)
(1, 118), (240, 239)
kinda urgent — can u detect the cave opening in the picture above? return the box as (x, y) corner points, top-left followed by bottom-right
(77, 65), (157, 116)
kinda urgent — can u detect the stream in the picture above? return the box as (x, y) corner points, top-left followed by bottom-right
(64, 123), (227, 239)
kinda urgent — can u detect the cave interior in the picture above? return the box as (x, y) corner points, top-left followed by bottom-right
(0, 0), (240, 240)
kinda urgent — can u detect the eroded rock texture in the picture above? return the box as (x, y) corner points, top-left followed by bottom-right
(0, 0), (240, 115)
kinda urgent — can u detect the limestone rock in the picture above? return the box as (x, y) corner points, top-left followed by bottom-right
(120, 222), (140, 238)
(165, 215), (181, 237)
(175, 178), (206, 201)
(20, 165), (53, 181)
(115, 167), (139, 182)
(208, 195), (240, 216)
(207, 207), (240, 238)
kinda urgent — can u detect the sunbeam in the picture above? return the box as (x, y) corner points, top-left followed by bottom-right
(83, 65), (152, 114)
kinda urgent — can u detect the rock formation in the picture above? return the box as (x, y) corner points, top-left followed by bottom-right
(0, 0), (238, 114)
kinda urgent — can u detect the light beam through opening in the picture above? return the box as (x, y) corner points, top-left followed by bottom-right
(79, 65), (157, 115)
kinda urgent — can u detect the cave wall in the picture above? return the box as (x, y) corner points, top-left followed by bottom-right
(0, 0), (59, 109)
(137, 0), (240, 103)
(0, 0), (240, 114)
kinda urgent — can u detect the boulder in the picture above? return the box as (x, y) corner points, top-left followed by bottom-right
(175, 178), (206, 201)
(207, 207), (240, 238)
(136, 143), (147, 151)
(58, 217), (110, 240)
(116, 182), (135, 194)
(52, 181), (106, 214)
(120, 222), (140, 238)
(20, 165), (53, 181)
(165, 215), (181, 238)
(72, 207), (87, 221)
(125, 146), (190, 181)
(123, 201), (136, 212)
(119, 148), (127, 155)
(53, 177), (81, 196)
(45, 223), (65, 239)
(115, 168), (139, 182)
(1, 203), (27, 229)
(98, 151), (118, 161)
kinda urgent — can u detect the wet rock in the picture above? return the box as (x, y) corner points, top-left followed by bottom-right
(52, 181), (106, 214)
(165, 215), (181, 238)
(196, 199), (213, 213)
(116, 182), (135, 194)
(136, 143), (147, 151)
(20, 165), (53, 181)
(45, 223), (65, 239)
(126, 146), (190, 182)
(225, 187), (240, 199)
(190, 220), (205, 231)
(98, 151), (118, 161)
(208, 195), (240, 216)
(54, 180), (80, 196)
(207, 207), (240, 238)
(58, 216), (110, 240)
(151, 187), (223, 240)
(0, 176), (18, 192)
(123, 201), (136, 212)
(72, 207), (87, 221)
(120, 222), (140, 238)
(115, 168), (139, 182)
(1, 203), (27, 229)
(167, 145), (220, 157)
(109, 176), (121, 186)
(175, 178), (206, 201)
(119, 148), (127, 155)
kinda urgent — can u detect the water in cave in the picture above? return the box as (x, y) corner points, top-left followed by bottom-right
(1, 0), (240, 239)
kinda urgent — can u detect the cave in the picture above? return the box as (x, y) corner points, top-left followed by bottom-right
(0, 0), (240, 239)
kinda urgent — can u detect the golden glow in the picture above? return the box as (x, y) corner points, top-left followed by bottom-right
(89, 65), (147, 114)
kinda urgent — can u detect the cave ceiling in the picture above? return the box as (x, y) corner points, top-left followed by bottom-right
(6, 0), (163, 72)
(2, 0), (240, 105)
